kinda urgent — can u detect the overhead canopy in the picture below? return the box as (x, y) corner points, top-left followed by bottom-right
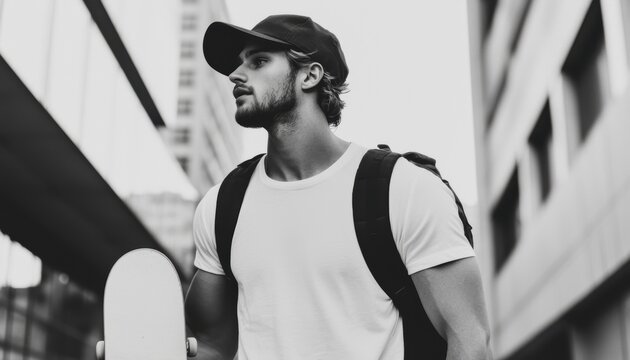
(0, 55), (185, 295)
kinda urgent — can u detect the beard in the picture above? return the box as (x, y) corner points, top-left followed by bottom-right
(234, 72), (297, 129)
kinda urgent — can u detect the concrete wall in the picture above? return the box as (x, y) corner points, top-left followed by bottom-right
(468, 0), (630, 358)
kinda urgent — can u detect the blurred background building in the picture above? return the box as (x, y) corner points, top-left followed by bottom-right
(161, 0), (242, 194)
(0, 0), (239, 358)
(468, 0), (630, 359)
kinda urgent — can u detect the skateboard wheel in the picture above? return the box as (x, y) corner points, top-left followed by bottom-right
(96, 340), (105, 360)
(187, 337), (198, 357)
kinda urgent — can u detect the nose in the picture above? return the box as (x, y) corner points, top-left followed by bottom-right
(228, 63), (247, 84)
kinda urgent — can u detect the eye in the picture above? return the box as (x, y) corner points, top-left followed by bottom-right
(251, 57), (268, 68)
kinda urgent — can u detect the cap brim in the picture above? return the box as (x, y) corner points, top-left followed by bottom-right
(203, 22), (292, 76)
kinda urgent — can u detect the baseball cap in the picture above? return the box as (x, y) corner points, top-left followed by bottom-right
(203, 14), (349, 85)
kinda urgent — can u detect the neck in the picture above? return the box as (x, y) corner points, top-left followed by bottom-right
(264, 103), (349, 181)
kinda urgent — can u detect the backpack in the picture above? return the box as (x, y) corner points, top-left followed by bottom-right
(214, 144), (474, 360)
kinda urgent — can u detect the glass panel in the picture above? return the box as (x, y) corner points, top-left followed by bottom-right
(561, 0), (610, 145)
(102, 0), (181, 127)
(44, 270), (101, 358)
(0, 302), (8, 342)
(7, 350), (24, 360)
(30, 267), (52, 322)
(27, 320), (47, 356)
(0, 0), (55, 101)
(45, 0), (91, 142)
(575, 41), (609, 141)
(11, 289), (28, 314)
(8, 311), (27, 349)
(492, 168), (521, 272)
(80, 23), (119, 179)
(79, 23), (196, 199)
(528, 101), (554, 204)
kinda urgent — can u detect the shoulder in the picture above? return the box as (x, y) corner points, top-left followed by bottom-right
(389, 157), (474, 273)
(192, 182), (228, 274)
(390, 157), (455, 203)
(193, 182), (222, 234)
(196, 182), (221, 214)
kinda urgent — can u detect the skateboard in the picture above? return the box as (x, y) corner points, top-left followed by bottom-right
(95, 248), (197, 360)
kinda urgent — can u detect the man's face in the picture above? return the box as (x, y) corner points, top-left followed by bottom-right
(229, 44), (298, 128)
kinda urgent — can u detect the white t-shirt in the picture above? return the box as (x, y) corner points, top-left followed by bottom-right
(193, 143), (475, 360)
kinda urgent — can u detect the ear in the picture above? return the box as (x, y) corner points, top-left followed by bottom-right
(300, 62), (324, 91)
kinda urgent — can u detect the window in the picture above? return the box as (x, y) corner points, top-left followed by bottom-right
(177, 98), (193, 115)
(529, 100), (554, 203)
(182, 14), (196, 30)
(172, 127), (190, 144)
(486, 0), (533, 129)
(177, 156), (189, 173)
(180, 41), (195, 58)
(0, 233), (101, 359)
(492, 168), (520, 272)
(562, 0), (610, 143)
(179, 69), (194, 87)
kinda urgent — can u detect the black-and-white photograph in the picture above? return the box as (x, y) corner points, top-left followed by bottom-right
(1, 0), (629, 359)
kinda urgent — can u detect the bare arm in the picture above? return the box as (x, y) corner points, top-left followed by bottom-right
(411, 257), (492, 360)
(185, 269), (238, 360)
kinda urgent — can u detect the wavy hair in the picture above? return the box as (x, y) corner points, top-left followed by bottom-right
(285, 49), (349, 127)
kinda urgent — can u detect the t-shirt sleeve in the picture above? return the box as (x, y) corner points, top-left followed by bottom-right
(389, 158), (475, 275)
(192, 185), (225, 275)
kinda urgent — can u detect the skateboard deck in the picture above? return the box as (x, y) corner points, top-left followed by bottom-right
(96, 248), (196, 360)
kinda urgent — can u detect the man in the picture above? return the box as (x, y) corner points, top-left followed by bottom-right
(185, 14), (492, 360)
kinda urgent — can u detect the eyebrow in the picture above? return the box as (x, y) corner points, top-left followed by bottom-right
(239, 48), (268, 62)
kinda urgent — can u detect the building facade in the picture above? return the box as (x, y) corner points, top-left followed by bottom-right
(467, 0), (630, 359)
(0, 0), (207, 357)
(126, 193), (197, 278)
(161, 0), (242, 195)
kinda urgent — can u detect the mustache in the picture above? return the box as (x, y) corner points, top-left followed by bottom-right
(233, 85), (253, 99)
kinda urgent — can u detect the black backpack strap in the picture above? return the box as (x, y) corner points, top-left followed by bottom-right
(215, 154), (264, 282)
(353, 149), (447, 360)
(379, 144), (473, 246)
(399, 151), (474, 247)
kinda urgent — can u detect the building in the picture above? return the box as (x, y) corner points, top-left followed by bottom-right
(161, 0), (242, 195)
(467, 0), (630, 359)
(126, 192), (197, 278)
(138, 0), (243, 278)
(0, 0), (203, 357)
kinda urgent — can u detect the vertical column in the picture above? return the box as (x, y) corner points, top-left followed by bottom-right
(600, 0), (629, 96)
(518, 148), (536, 227)
(466, 0), (498, 344)
(549, 77), (572, 186)
(41, 0), (57, 102)
(620, 0), (630, 69)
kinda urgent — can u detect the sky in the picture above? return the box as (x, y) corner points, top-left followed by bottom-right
(225, 1), (479, 205)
